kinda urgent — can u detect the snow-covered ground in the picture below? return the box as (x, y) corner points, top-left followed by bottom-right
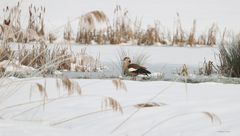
(1, 0), (240, 136)
(0, 78), (240, 136)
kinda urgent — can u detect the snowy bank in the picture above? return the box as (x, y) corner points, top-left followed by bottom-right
(0, 78), (240, 136)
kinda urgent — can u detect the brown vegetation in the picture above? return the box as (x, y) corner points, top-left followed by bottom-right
(0, 3), (221, 46)
(0, 41), (104, 77)
(218, 33), (240, 77)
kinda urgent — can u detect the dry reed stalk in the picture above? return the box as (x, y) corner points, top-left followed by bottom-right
(64, 19), (74, 41)
(56, 77), (82, 95)
(180, 64), (188, 76)
(1, 2), (21, 42)
(188, 20), (196, 46)
(76, 10), (108, 44)
(197, 34), (207, 45)
(36, 83), (48, 98)
(140, 27), (157, 45)
(28, 4), (46, 36)
(35, 82), (48, 109)
(204, 60), (213, 75)
(199, 59), (214, 75)
(138, 21), (168, 45)
(109, 5), (134, 44)
(207, 23), (218, 46)
(81, 10), (108, 28)
(62, 77), (74, 95)
(102, 96), (123, 113)
(48, 32), (57, 43)
(0, 44), (14, 61)
(172, 13), (186, 46)
(133, 17), (143, 41)
(112, 79), (127, 91)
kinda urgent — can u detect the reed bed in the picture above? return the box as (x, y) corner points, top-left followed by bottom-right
(1, 3), (222, 46)
(0, 42), (104, 77)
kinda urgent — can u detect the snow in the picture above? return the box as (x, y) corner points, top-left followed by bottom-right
(0, 78), (240, 136)
(1, 0), (240, 135)
(66, 45), (219, 80)
(0, 60), (36, 77)
(68, 45), (217, 66)
(7, 44), (219, 80)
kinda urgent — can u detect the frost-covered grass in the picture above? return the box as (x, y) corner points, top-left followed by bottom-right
(0, 42), (104, 78)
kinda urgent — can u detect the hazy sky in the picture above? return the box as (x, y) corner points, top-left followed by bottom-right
(1, 0), (240, 33)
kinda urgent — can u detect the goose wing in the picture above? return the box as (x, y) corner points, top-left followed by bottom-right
(128, 64), (146, 72)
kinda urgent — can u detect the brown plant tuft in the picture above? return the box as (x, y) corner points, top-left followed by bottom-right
(112, 79), (127, 91)
(102, 97), (123, 113)
(135, 102), (165, 108)
(36, 83), (48, 98)
(188, 20), (196, 46)
(207, 23), (218, 46)
(56, 77), (82, 95)
(180, 64), (188, 76)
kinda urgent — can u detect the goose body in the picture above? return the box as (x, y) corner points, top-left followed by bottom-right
(123, 57), (151, 77)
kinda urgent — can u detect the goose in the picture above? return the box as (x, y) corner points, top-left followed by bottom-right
(123, 57), (151, 78)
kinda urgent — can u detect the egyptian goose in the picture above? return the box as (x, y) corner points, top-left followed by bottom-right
(123, 57), (151, 77)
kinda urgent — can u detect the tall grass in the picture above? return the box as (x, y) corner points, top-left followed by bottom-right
(0, 42), (104, 77)
(172, 13), (186, 46)
(137, 22), (167, 45)
(219, 33), (240, 77)
(73, 7), (220, 46)
(187, 20), (196, 46)
(110, 5), (134, 44)
(0, 3), (46, 43)
(207, 23), (218, 46)
(198, 59), (217, 76)
(75, 10), (108, 44)
(0, 2), (222, 46)
(64, 19), (74, 41)
(1, 2), (22, 43)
